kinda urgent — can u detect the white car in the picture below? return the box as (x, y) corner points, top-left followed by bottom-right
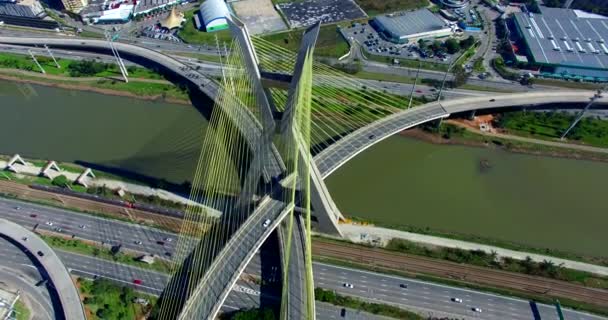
(451, 298), (463, 303)
(79, 225), (87, 229)
(472, 307), (482, 313)
(45, 221), (53, 226)
(164, 237), (172, 242)
(134, 240), (143, 245)
(262, 219), (271, 228)
(343, 283), (354, 289)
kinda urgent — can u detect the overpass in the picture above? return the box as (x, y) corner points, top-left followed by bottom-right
(0, 218), (86, 320)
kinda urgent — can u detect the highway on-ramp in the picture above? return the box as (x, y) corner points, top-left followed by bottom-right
(0, 218), (85, 319)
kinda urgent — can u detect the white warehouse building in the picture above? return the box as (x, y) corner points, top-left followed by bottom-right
(371, 9), (453, 44)
(194, 0), (229, 32)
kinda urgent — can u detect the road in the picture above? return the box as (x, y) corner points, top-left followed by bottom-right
(0, 218), (85, 319)
(0, 43), (492, 100)
(1, 197), (606, 319)
(314, 90), (607, 179)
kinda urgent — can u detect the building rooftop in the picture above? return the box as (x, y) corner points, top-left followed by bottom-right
(374, 9), (448, 38)
(200, 0), (229, 25)
(514, 6), (608, 70)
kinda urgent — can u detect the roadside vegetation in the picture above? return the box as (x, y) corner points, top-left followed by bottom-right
(261, 25), (350, 58)
(0, 52), (190, 101)
(386, 238), (608, 290)
(495, 111), (608, 148)
(354, 0), (429, 16)
(78, 278), (156, 319)
(13, 300), (30, 320)
(41, 234), (171, 273)
(315, 287), (423, 319)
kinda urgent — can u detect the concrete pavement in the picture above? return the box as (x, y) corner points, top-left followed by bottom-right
(0, 218), (85, 319)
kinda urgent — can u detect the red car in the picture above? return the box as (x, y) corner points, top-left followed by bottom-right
(133, 279), (142, 285)
(415, 89), (423, 93)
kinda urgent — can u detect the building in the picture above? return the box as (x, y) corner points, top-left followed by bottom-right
(194, 0), (229, 32)
(159, 7), (184, 29)
(81, 0), (134, 24)
(370, 9), (453, 44)
(0, 0), (44, 18)
(61, 0), (87, 13)
(513, 6), (608, 81)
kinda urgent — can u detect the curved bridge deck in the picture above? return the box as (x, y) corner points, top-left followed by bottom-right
(315, 90), (606, 178)
(0, 218), (85, 320)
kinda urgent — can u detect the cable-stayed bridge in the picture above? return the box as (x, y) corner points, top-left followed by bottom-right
(1, 23), (606, 320)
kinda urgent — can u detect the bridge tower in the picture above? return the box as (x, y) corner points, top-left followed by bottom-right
(154, 16), (346, 320)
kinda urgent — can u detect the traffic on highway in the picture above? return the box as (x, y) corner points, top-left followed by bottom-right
(0, 197), (604, 319)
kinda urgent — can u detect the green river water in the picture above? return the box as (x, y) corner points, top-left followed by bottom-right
(1, 80), (607, 257)
(0, 80), (206, 184)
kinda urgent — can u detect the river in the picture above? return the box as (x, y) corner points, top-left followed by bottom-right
(2, 80), (607, 258)
(325, 136), (608, 258)
(0, 80), (207, 184)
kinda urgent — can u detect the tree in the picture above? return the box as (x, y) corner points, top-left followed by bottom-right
(451, 64), (468, 87)
(445, 38), (460, 54)
(459, 35), (476, 49)
(52, 175), (70, 188)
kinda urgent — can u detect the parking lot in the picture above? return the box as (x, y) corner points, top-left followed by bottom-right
(232, 0), (287, 34)
(341, 22), (456, 65)
(276, 0), (367, 28)
(140, 24), (182, 42)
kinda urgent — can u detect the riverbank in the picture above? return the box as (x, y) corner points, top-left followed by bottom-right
(0, 71), (192, 105)
(401, 123), (608, 163)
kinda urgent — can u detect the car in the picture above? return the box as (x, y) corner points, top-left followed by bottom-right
(343, 283), (354, 288)
(340, 308), (346, 317)
(54, 227), (63, 232)
(451, 297), (463, 303)
(399, 283), (408, 288)
(133, 279), (143, 285)
(368, 134), (375, 139)
(79, 225), (86, 229)
(134, 240), (142, 245)
(415, 89), (423, 93)
(262, 219), (271, 228)
(14, 206), (20, 210)
(45, 221), (53, 226)
(37, 251), (44, 257)
(164, 237), (172, 242)
(489, 99), (496, 102)
(165, 252), (173, 257)
(157, 240), (165, 246)
(22, 237), (28, 241)
(472, 307), (482, 312)
(29, 214), (37, 218)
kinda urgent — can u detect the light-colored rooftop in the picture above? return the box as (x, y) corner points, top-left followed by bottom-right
(374, 9), (448, 38)
(514, 6), (608, 71)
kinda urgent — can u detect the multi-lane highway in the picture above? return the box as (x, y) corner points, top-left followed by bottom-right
(0, 42), (491, 100)
(1, 197), (606, 319)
